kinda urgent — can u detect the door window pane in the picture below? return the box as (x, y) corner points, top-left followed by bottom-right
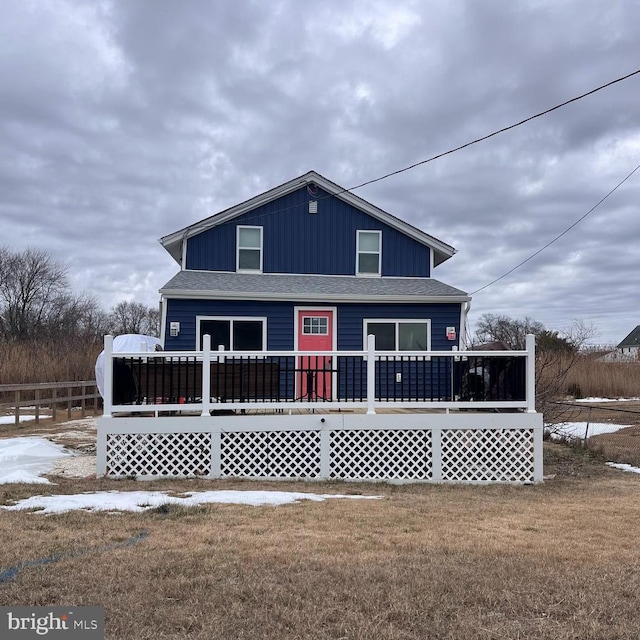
(303, 317), (328, 335)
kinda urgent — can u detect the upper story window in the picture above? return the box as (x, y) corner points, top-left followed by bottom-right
(357, 230), (381, 275)
(237, 226), (263, 272)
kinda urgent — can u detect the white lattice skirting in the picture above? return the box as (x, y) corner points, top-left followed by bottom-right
(97, 413), (543, 483)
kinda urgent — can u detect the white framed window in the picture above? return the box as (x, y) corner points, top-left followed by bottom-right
(237, 226), (263, 272)
(303, 316), (329, 335)
(356, 230), (381, 275)
(198, 316), (267, 351)
(364, 319), (431, 352)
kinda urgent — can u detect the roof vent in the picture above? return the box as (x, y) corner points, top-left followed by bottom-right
(308, 200), (318, 214)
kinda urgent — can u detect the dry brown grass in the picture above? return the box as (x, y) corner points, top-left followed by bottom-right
(0, 339), (101, 385)
(559, 354), (640, 399)
(589, 424), (640, 467)
(0, 446), (639, 640)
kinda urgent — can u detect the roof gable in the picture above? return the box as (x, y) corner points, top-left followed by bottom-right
(159, 170), (456, 267)
(617, 325), (640, 348)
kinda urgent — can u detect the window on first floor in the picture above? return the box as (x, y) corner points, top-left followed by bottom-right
(364, 319), (431, 351)
(199, 317), (266, 351)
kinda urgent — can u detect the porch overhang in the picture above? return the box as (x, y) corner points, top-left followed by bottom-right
(159, 271), (471, 304)
(160, 289), (470, 304)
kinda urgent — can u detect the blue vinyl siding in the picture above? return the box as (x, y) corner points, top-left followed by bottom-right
(164, 299), (460, 351)
(185, 185), (431, 277)
(336, 303), (460, 401)
(164, 299), (295, 351)
(164, 299), (460, 401)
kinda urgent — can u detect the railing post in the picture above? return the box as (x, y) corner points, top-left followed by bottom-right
(210, 424), (221, 477)
(431, 426), (442, 481)
(450, 345), (458, 401)
(103, 335), (114, 418)
(96, 425), (107, 477)
(201, 334), (212, 417)
(366, 334), (376, 415)
(526, 333), (536, 413)
(533, 422), (544, 483)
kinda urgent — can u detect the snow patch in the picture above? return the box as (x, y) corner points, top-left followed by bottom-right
(574, 397), (640, 403)
(606, 462), (640, 475)
(2, 490), (381, 514)
(0, 415), (38, 425)
(547, 422), (632, 440)
(0, 438), (72, 484)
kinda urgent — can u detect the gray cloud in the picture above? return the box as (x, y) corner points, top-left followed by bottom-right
(1, 0), (639, 344)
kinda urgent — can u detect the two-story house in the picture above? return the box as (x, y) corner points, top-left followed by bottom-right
(97, 173), (544, 482)
(158, 171), (470, 366)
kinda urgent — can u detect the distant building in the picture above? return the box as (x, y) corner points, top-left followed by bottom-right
(617, 325), (640, 359)
(600, 326), (640, 362)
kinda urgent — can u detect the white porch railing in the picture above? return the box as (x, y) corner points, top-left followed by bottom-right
(101, 334), (537, 416)
(97, 335), (543, 483)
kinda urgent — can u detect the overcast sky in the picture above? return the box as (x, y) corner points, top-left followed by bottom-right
(2, 0), (639, 344)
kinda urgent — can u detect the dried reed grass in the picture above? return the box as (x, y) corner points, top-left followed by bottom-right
(554, 354), (640, 399)
(0, 339), (101, 385)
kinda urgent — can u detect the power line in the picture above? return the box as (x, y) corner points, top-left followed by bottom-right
(342, 67), (640, 193)
(470, 160), (640, 295)
(215, 66), (640, 226)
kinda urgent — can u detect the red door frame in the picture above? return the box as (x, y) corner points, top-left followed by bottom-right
(294, 307), (336, 401)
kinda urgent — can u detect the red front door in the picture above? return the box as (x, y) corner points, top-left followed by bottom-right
(297, 310), (333, 401)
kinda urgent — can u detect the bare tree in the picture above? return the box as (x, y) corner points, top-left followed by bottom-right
(0, 247), (69, 341)
(474, 313), (545, 349)
(474, 313), (598, 423)
(108, 301), (160, 337)
(44, 292), (110, 342)
(535, 319), (598, 424)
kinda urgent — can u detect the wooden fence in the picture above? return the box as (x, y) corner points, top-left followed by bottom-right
(0, 380), (101, 426)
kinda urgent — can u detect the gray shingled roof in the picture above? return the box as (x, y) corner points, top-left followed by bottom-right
(617, 325), (640, 348)
(160, 270), (469, 301)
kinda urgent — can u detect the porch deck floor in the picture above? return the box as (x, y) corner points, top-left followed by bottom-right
(110, 407), (467, 418)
